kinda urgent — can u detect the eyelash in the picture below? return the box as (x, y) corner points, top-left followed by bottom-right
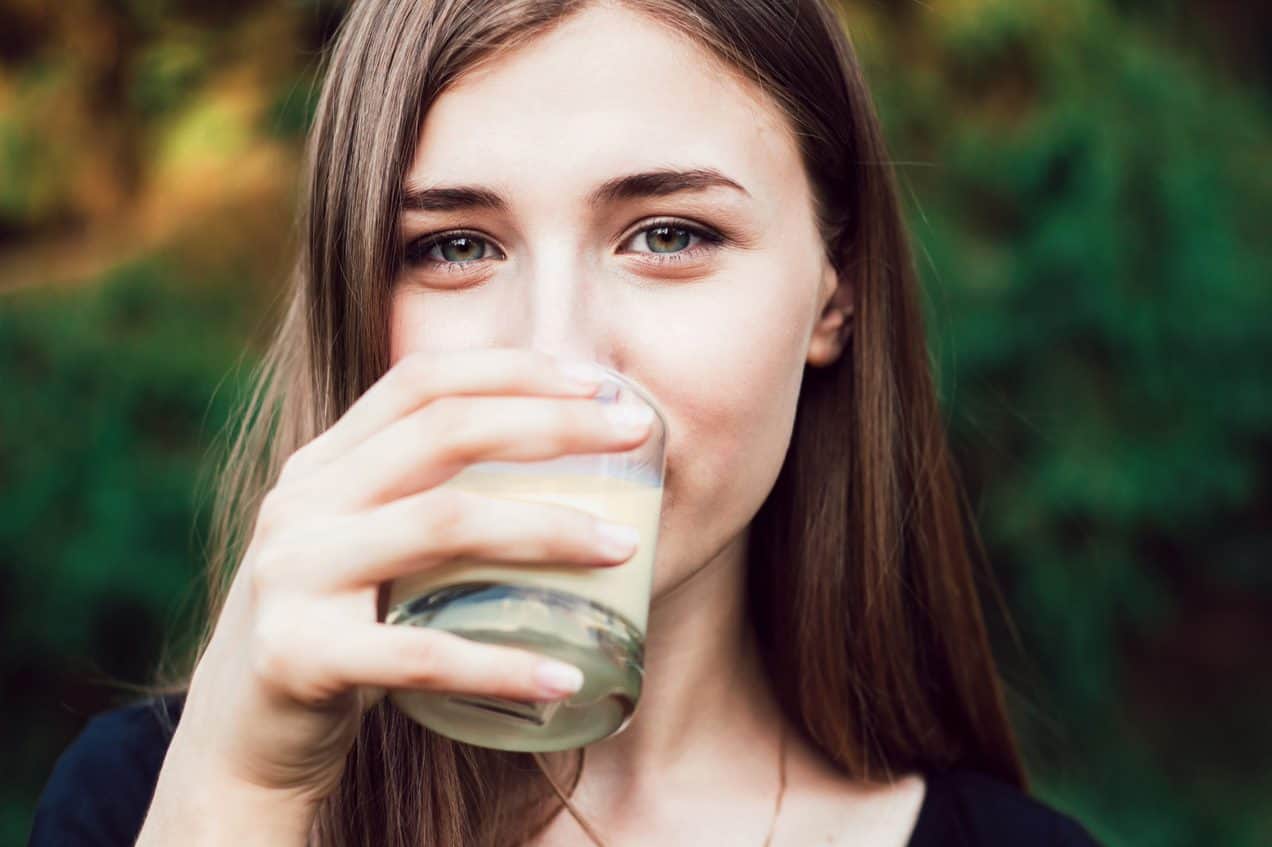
(401, 218), (727, 273)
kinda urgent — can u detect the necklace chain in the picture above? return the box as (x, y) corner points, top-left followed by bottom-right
(761, 723), (789, 847)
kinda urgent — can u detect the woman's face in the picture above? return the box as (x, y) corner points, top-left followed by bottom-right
(390, 4), (848, 599)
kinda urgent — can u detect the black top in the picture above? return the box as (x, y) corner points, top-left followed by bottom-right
(29, 696), (1102, 846)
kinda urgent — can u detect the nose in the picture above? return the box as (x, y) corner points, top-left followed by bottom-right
(509, 251), (615, 369)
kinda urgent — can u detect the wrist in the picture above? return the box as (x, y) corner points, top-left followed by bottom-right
(138, 731), (321, 846)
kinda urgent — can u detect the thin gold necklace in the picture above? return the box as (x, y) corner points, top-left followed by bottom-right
(761, 723), (790, 847)
(541, 724), (789, 847)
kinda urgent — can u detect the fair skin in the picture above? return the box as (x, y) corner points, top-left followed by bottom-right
(138, 5), (921, 846)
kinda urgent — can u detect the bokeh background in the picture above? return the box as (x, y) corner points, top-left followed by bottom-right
(2, 1), (1268, 844)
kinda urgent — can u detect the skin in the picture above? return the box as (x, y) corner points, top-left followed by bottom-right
(390, 4), (923, 845)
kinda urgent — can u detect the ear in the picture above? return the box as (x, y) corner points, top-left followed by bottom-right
(806, 261), (854, 368)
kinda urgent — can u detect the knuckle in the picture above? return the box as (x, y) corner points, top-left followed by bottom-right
(249, 610), (297, 686)
(529, 533), (562, 561)
(526, 506), (572, 555)
(544, 507), (595, 559)
(249, 537), (305, 594)
(422, 489), (470, 552)
(255, 488), (291, 535)
(564, 507), (601, 549)
(426, 398), (477, 464)
(400, 634), (443, 687)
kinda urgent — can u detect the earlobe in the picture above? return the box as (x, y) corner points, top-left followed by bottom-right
(807, 268), (853, 368)
(806, 308), (850, 367)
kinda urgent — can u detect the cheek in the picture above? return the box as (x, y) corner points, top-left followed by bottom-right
(649, 254), (813, 444)
(638, 268), (814, 554)
(389, 288), (501, 364)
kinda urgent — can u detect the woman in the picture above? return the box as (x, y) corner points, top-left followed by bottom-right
(32, 1), (1102, 845)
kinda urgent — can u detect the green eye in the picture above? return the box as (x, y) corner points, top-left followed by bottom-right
(624, 219), (725, 263)
(436, 236), (487, 262)
(644, 225), (693, 254)
(405, 233), (497, 266)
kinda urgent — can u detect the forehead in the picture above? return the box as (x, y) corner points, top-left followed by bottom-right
(408, 4), (806, 209)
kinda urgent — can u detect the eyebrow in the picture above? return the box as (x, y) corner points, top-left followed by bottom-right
(400, 167), (750, 214)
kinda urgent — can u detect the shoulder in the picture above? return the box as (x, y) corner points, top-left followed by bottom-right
(29, 693), (186, 847)
(909, 767), (1103, 847)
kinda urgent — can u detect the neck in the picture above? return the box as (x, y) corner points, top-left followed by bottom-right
(574, 528), (785, 791)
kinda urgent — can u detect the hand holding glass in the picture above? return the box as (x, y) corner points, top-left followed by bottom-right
(386, 364), (667, 752)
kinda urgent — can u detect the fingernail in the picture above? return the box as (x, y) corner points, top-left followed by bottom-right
(596, 521), (640, 557)
(605, 403), (654, 434)
(535, 660), (584, 696)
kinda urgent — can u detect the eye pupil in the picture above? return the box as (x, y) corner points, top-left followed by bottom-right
(648, 226), (691, 254)
(441, 236), (484, 262)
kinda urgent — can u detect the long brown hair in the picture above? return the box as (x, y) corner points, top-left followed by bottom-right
(156, 0), (1027, 843)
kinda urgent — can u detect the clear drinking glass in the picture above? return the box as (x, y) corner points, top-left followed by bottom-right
(384, 365), (667, 752)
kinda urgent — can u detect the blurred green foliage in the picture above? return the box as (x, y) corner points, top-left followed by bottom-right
(1, 1), (1268, 845)
(0, 259), (255, 844)
(850, 3), (1271, 844)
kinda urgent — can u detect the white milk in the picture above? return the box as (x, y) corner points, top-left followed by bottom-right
(387, 469), (664, 633)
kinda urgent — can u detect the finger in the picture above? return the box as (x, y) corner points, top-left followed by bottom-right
(304, 393), (656, 510)
(275, 487), (640, 590)
(299, 349), (605, 470)
(329, 623), (586, 703)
